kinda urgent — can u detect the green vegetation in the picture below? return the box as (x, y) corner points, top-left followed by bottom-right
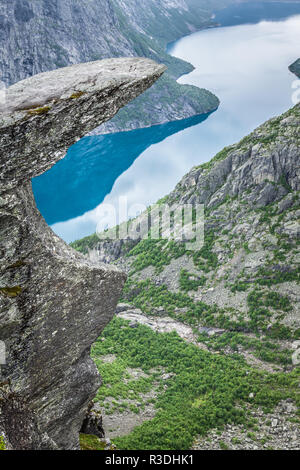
(231, 437), (241, 445)
(68, 105), (300, 451)
(105, 73), (219, 132)
(93, 355), (158, 415)
(92, 318), (300, 450)
(0, 436), (5, 451)
(196, 145), (235, 172)
(122, 278), (220, 327)
(68, 91), (86, 100)
(192, 230), (218, 272)
(79, 434), (106, 451)
(219, 440), (229, 450)
(244, 289), (295, 337)
(70, 233), (100, 254)
(247, 290), (291, 312)
(0, 286), (22, 298)
(267, 323), (294, 341)
(128, 239), (187, 274)
(179, 269), (206, 292)
(255, 266), (300, 287)
(27, 106), (50, 116)
(230, 281), (249, 293)
(122, 276), (296, 338)
(197, 331), (293, 366)
(279, 174), (292, 193)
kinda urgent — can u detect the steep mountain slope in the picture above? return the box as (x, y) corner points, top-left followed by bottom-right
(75, 103), (300, 350)
(0, 0), (204, 84)
(73, 104), (300, 449)
(0, 0), (242, 132)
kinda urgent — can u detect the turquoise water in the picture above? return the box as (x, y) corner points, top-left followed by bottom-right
(32, 113), (210, 227)
(32, 2), (300, 243)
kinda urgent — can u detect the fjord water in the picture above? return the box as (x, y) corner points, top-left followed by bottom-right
(32, 5), (300, 243)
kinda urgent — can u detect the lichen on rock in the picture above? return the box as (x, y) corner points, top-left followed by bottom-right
(0, 58), (165, 450)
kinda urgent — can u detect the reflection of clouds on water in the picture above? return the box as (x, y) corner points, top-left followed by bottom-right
(36, 14), (300, 243)
(36, 114), (210, 241)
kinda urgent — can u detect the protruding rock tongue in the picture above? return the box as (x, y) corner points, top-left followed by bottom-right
(0, 58), (165, 450)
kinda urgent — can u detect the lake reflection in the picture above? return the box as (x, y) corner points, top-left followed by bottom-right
(32, 113), (210, 226)
(33, 6), (300, 243)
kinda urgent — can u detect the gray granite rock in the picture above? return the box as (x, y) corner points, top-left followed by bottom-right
(80, 402), (105, 439)
(0, 58), (165, 450)
(169, 106), (300, 206)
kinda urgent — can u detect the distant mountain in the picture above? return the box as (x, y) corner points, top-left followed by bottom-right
(0, 0), (240, 132)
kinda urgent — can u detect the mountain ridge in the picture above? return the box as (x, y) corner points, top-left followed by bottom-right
(2, 1), (299, 133)
(0, 0), (233, 132)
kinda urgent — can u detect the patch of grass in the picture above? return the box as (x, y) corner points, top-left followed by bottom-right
(179, 269), (206, 292)
(255, 266), (300, 286)
(197, 331), (292, 366)
(128, 239), (186, 274)
(230, 281), (249, 293)
(0, 286), (22, 298)
(279, 174), (292, 193)
(192, 230), (218, 272)
(93, 355), (157, 412)
(197, 145), (234, 172)
(219, 440), (229, 450)
(27, 106), (50, 116)
(0, 436), (6, 451)
(246, 289), (292, 332)
(68, 91), (86, 99)
(79, 434), (106, 451)
(231, 437), (241, 445)
(70, 233), (100, 254)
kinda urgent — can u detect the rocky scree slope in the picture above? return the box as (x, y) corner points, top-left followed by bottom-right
(75, 103), (300, 373)
(0, 0), (242, 132)
(0, 57), (165, 450)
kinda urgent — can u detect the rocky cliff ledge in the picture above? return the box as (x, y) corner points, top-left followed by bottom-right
(0, 58), (165, 450)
